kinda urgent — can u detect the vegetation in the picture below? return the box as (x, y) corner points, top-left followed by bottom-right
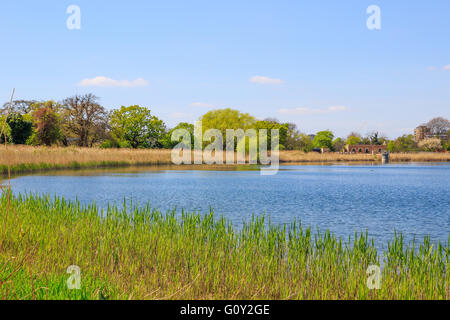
(0, 192), (447, 300)
(1, 95), (449, 154)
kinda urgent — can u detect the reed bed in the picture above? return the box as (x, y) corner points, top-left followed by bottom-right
(0, 192), (448, 300)
(0, 146), (449, 175)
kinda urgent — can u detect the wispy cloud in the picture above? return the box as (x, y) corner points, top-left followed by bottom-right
(190, 102), (215, 108)
(443, 65), (450, 70)
(78, 76), (148, 87)
(277, 106), (348, 115)
(249, 76), (284, 85)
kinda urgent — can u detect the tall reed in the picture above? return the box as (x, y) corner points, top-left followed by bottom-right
(0, 193), (448, 300)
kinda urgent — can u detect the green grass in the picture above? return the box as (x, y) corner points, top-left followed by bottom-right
(0, 191), (448, 300)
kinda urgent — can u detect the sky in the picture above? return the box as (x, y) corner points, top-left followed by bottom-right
(0, 0), (449, 138)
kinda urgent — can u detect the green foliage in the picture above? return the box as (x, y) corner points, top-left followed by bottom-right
(254, 120), (288, 150)
(110, 105), (167, 149)
(1, 193), (448, 300)
(346, 135), (361, 146)
(6, 113), (33, 144)
(312, 130), (334, 149)
(161, 122), (195, 149)
(201, 108), (256, 136)
(33, 107), (61, 146)
(387, 134), (418, 152)
(332, 137), (346, 152)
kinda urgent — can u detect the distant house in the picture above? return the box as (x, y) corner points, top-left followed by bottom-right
(414, 125), (448, 142)
(346, 144), (387, 154)
(414, 126), (431, 142)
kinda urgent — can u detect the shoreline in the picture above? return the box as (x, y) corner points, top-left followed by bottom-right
(1, 145), (449, 175)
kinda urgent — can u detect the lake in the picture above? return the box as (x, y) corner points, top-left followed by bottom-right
(5, 163), (450, 248)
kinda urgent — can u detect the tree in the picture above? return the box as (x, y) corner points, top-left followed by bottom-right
(312, 130), (334, 150)
(6, 113), (32, 144)
(346, 135), (361, 145)
(161, 122), (194, 149)
(110, 105), (166, 149)
(254, 120), (288, 150)
(201, 108), (256, 135)
(418, 138), (442, 151)
(387, 134), (418, 152)
(32, 107), (61, 146)
(425, 117), (450, 136)
(1, 100), (37, 115)
(62, 94), (108, 147)
(298, 133), (313, 152)
(332, 137), (346, 152)
(284, 123), (303, 150)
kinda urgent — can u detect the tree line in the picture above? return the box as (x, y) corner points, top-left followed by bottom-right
(1, 94), (449, 152)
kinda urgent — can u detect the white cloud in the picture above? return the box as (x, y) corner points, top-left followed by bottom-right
(78, 76), (148, 87)
(277, 106), (348, 115)
(443, 65), (450, 70)
(249, 76), (284, 85)
(190, 102), (215, 108)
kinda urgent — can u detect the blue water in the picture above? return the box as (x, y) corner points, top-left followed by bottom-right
(6, 163), (450, 247)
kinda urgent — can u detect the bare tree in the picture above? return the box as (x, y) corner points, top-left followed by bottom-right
(425, 117), (450, 135)
(62, 94), (108, 147)
(347, 131), (361, 139)
(1, 100), (37, 115)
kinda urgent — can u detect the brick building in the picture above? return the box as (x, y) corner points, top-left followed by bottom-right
(346, 144), (387, 154)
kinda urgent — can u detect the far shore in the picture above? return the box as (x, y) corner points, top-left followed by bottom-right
(0, 145), (449, 175)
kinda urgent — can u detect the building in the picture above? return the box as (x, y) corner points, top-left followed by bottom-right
(414, 125), (448, 142)
(414, 126), (431, 142)
(346, 144), (387, 154)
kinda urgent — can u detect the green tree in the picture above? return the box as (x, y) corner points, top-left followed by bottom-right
(161, 122), (194, 149)
(32, 107), (61, 146)
(387, 134), (418, 152)
(201, 108), (256, 134)
(312, 130), (334, 150)
(6, 113), (33, 144)
(298, 134), (313, 152)
(254, 119), (288, 150)
(332, 137), (346, 152)
(110, 105), (166, 149)
(346, 135), (361, 145)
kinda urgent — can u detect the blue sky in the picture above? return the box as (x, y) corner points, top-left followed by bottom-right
(1, 0), (449, 138)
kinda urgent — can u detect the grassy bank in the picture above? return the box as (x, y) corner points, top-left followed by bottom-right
(0, 192), (448, 300)
(1, 146), (449, 175)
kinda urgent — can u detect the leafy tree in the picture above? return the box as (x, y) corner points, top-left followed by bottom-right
(312, 130), (334, 150)
(284, 123), (303, 150)
(254, 120), (288, 150)
(161, 122), (194, 149)
(62, 94), (108, 147)
(298, 133), (313, 152)
(418, 138), (442, 151)
(110, 105), (166, 149)
(6, 113), (32, 144)
(201, 108), (256, 135)
(332, 137), (346, 152)
(346, 135), (361, 145)
(32, 107), (61, 146)
(387, 134), (418, 152)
